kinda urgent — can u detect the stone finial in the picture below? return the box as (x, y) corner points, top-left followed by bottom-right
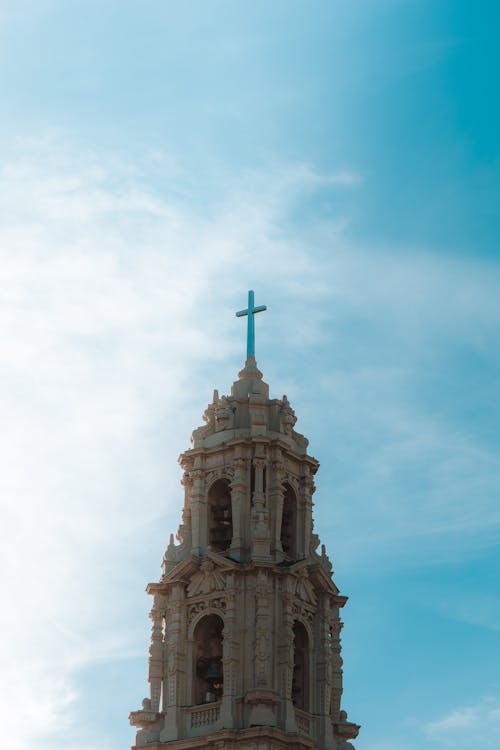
(238, 356), (263, 381)
(320, 543), (333, 573)
(280, 395), (297, 436)
(162, 533), (177, 575)
(214, 395), (233, 432)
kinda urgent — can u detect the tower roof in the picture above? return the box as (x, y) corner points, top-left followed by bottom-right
(189, 356), (310, 457)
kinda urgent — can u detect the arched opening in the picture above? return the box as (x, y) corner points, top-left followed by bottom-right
(208, 479), (232, 552)
(292, 621), (309, 710)
(193, 614), (224, 705)
(281, 484), (297, 559)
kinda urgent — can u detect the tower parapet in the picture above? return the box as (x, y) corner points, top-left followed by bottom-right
(130, 357), (360, 750)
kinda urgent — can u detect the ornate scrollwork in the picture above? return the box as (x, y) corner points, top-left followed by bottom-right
(206, 467), (235, 483)
(187, 596), (227, 625)
(295, 569), (318, 606)
(292, 601), (315, 624)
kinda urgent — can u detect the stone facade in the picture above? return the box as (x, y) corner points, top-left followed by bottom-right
(129, 357), (360, 750)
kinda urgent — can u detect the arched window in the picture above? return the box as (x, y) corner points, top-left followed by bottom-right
(292, 621), (309, 710)
(193, 614), (224, 704)
(208, 479), (232, 552)
(281, 484), (297, 559)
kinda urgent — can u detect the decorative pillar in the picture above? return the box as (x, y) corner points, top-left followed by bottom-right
(179, 472), (193, 550)
(220, 574), (239, 728)
(270, 458), (285, 559)
(302, 465), (315, 560)
(229, 456), (246, 560)
(189, 467), (204, 554)
(315, 597), (335, 747)
(254, 570), (272, 687)
(160, 585), (185, 742)
(251, 456), (271, 559)
(279, 588), (297, 733)
(148, 605), (164, 712)
(330, 615), (344, 721)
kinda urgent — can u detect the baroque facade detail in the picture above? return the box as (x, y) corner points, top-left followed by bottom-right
(130, 356), (360, 749)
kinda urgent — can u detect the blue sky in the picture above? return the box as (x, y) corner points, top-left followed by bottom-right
(0, 2), (499, 749)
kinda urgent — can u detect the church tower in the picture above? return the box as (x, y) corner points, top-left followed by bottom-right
(129, 292), (360, 750)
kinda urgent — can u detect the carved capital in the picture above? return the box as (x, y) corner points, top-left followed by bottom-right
(253, 458), (266, 470)
(181, 471), (193, 488)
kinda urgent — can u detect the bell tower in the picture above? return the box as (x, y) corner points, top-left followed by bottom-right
(129, 292), (360, 750)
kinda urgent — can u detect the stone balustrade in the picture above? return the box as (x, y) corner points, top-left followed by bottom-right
(187, 702), (221, 730)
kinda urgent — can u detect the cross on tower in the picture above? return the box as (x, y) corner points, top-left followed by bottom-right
(235, 290), (267, 359)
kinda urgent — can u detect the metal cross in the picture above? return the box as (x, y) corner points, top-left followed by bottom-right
(235, 290), (267, 359)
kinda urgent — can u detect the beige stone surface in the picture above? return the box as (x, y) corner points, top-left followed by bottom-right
(129, 359), (360, 749)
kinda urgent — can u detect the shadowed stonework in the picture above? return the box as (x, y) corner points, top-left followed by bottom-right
(129, 354), (360, 749)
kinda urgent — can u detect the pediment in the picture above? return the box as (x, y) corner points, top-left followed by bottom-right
(147, 554), (201, 594)
(308, 564), (346, 604)
(187, 559), (226, 597)
(186, 553), (238, 597)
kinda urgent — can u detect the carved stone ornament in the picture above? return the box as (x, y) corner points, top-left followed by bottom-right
(295, 569), (318, 605)
(292, 601), (315, 623)
(214, 395), (233, 431)
(187, 559), (226, 598)
(187, 597), (226, 625)
(206, 467), (234, 482)
(321, 543), (333, 573)
(280, 395), (297, 436)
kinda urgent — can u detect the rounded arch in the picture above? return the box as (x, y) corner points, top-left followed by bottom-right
(206, 469), (234, 493)
(292, 619), (310, 711)
(292, 613), (314, 644)
(281, 483), (297, 559)
(208, 478), (233, 552)
(188, 606), (226, 640)
(192, 613), (224, 705)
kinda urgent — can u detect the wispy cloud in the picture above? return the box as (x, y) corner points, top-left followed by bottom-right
(429, 593), (500, 632)
(426, 696), (500, 747)
(0, 138), (363, 749)
(1, 136), (499, 748)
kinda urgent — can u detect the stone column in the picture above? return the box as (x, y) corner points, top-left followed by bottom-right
(315, 596), (335, 747)
(229, 456), (246, 560)
(189, 467), (205, 555)
(148, 604), (164, 712)
(330, 614), (344, 721)
(160, 585), (186, 742)
(302, 465), (315, 560)
(279, 587), (297, 733)
(246, 570), (277, 727)
(220, 574), (239, 728)
(254, 570), (272, 688)
(270, 458), (285, 559)
(251, 457), (271, 559)
(179, 471), (193, 551)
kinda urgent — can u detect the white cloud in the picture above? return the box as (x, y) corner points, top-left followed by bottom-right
(429, 593), (500, 632)
(426, 696), (500, 747)
(1, 137), (499, 748)
(0, 139), (363, 749)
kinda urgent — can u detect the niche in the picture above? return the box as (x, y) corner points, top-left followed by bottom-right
(193, 614), (224, 704)
(280, 483), (297, 559)
(208, 479), (232, 552)
(291, 621), (309, 710)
